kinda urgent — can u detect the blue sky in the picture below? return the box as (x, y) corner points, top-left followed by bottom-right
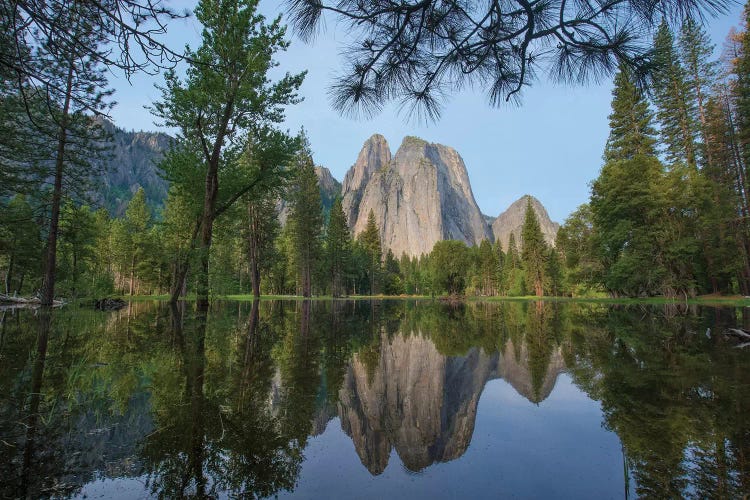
(109, 0), (746, 223)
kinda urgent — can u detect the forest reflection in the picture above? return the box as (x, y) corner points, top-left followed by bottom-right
(0, 300), (749, 498)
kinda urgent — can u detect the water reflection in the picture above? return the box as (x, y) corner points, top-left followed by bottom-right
(0, 300), (749, 497)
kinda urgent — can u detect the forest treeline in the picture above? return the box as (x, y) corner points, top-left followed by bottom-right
(2, 3), (750, 300)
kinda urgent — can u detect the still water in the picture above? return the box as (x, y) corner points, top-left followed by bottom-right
(1, 300), (748, 498)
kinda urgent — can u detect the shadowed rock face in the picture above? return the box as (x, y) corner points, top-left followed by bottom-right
(492, 195), (560, 250)
(344, 136), (491, 257)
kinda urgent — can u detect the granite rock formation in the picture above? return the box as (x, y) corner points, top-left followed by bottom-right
(492, 194), (560, 250)
(343, 135), (491, 257)
(93, 118), (172, 216)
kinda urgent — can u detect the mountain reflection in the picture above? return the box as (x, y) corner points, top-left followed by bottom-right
(0, 300), (749, 498)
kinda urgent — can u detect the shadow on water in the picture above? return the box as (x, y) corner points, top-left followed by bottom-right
(0, 300), (748, 497)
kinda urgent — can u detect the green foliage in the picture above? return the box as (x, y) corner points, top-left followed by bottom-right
(604, 66), (657, 162)
(521, 198), (548, 296)
(325, 197), (353, 297)
(652, 20), (698, 168)
(288, 149), (323, 297)
(358, 210), (382, 295)
(429, 240), (470, 295)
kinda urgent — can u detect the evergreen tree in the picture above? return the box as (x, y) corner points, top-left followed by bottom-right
(382, 249), (403, 295)
(520, 198), (548, 297)
(0, 195), (42, 295)
(123, 188), (152, 296)
(325, 197), (352, 297)
(735, 2), (750, 174)
(604, 66), (658, 162)
(477, 239), (499, 296)
(591, 155), (666, 296)
(503, 233), (525, 296)
(545, 247), (564, 296)
(36, 0), (113, 305)
(652, 20), (699, 168)
(429, 240), (470, 295)
(679, 18), (719, 167)
(246, 195), (280, 298)
(289, 154), (323, 297)
(494, 241), (505, 296)
(556, 204), (602, 294)
(358, 210), (382, 295)
(593, 69), (668, 296)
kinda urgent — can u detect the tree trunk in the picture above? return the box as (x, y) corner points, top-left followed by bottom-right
(41, 63), (74, 307)
(251, 258), (260, 299)
(5, 251), (14, 295)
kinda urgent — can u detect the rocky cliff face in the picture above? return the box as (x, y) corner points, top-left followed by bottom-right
(492, 195), (560, 250)
(343, 135), (491, 257)
(93, 119), (172, 216)
(341, 134), (391, 227)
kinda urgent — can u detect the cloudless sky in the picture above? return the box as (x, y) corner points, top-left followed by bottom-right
(109, 0), (746, 223)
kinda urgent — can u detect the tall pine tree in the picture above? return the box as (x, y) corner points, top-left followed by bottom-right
(520, 198), (548, 297)
(325, 197), (352, 297)
(358, 210), (382, 295)
(289, 152), (323, 297)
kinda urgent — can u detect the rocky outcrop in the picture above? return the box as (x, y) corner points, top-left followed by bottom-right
(492, 195), (560, 250)
(344, 136), (491, 257)
(92, 118), (172, 216)
(342, 134), (391, 226)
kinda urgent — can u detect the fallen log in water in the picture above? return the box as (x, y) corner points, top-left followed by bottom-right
(725, 328), (750, 340)
(0, 293), (65, 307)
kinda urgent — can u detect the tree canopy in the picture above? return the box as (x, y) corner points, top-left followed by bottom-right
(285, 0), (731, 120)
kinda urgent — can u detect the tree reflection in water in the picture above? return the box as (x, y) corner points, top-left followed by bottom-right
(0, 300), (748, 497)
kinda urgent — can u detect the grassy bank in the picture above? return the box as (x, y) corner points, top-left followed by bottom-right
(110, 293), (750, 307)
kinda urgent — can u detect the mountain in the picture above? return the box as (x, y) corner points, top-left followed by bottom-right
(93, 119), (172, 216)
(341, 134), (391, 227)
(342, 135), (491, 257)
(492, 195), (560, 250)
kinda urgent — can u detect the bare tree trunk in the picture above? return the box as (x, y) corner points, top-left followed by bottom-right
(41, 64), (74, 307)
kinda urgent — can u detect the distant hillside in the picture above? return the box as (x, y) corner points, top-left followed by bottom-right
(93, 119), (172, 216)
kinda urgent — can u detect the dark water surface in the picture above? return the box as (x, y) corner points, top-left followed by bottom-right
(1, 300), (749, 499)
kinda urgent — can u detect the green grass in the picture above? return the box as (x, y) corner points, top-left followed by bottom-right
(102, 293), (750, 307)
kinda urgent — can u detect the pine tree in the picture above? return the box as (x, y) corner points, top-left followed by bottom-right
(679, 18), (719, 168)
(503, 233), (524, 295)
(592, 69), (668, 296)
(325, 197), (352, 297)
(289, 154), (323, 297)
(358, 210), (382, 295)
(736, 3), (750, 172)
(521, 198), (548, 297)
(652, 20), (699, 169)
(246, 195), (280, 298)
(545, 247), (564, 296)
(124, 188), (152, 296)
(36, 0), (113, 305)
(604, 66), (658, 162)
(477, 239), (499, 296)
